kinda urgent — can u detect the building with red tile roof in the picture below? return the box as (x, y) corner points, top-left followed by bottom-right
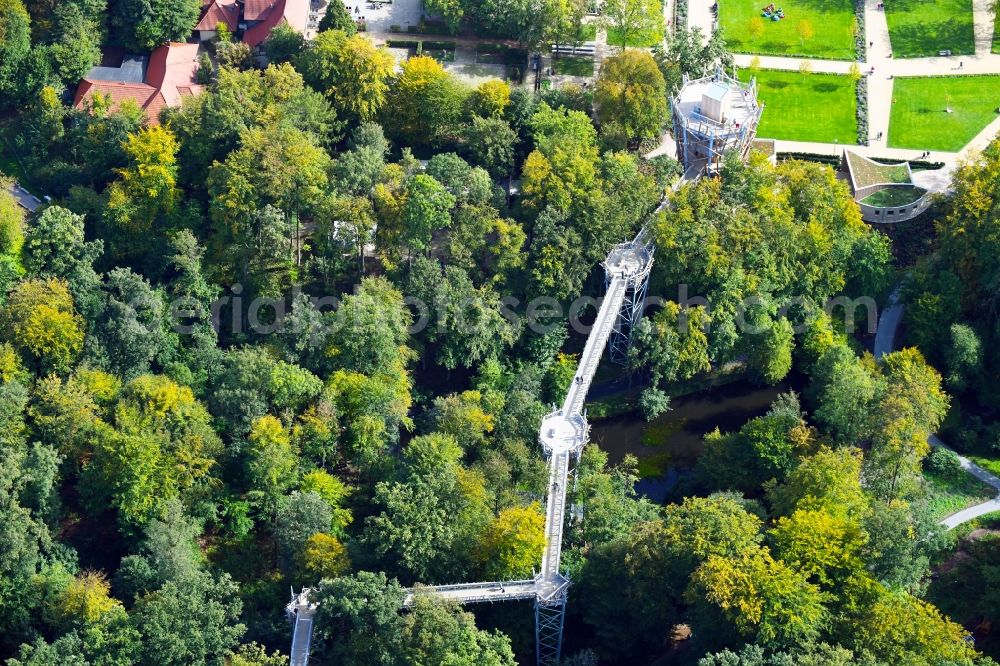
(242, 0), (311, 48)
(195, 0), (240, 40)
(73, 43), (204, 124)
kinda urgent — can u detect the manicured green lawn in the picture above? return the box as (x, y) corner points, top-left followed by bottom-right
(719, 0), (856, 59)
(553, 56), (595, 76)
(606, 25), (663, 47)
(888, 76), (1000, 151)
(923, 467), (995, 521)
(860, 186), (925, 206)
(885, 0), (975, 57)
(969, 455), (1000, 477)
(738, 68), (857, 143)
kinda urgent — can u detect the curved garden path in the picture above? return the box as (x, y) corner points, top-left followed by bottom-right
(874, 287), (1000, 529)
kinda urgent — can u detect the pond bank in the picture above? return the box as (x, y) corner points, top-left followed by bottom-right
(589, 375), (805, 501)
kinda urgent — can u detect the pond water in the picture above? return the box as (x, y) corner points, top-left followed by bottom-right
(589, 375), (804, 502)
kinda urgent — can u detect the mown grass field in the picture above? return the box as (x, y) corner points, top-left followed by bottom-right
(884, 0), (975, 57)
(719, 0), (856, 59)
(738, 68), (857, 143)
(923, 467), (996, 521)
(888, 76), (1000, 151)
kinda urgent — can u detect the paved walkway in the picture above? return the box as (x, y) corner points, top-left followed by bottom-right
(4, 182), (40, 212)
(713, 0), (1000, 154)
(973, 0), (997, 56)
(687, 0), (715, 43)
(875, 287), (1000, 529)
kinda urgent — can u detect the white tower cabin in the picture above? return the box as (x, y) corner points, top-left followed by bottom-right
(671, 67), (763, 177)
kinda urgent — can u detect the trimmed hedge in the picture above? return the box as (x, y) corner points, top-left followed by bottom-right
(856, 76), (869, 146)
(854, 0), (866, 61)
(777, 151), (841, 165)
(422, 40), (456, 50)
(777, 151), (946, 171)
(674, 0), (688, 34)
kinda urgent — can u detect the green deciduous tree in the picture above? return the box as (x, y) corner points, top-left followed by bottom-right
(109, 0), (200, 51)
(399, 595), (516, 665)
(84, 375), (221, 529)
(298, 30), (394, 123)
(424, 0), (463, 31)
(866, 348), (949, 502)
(364, 460), (489, 583)
(401, 174), (456, 256)
(299, 469), (352, 535)
(129, 571), (245, 666)
(595, 49), (667, 144)
(0, 0), (31, 107)
(382, 56), (469, 148)
(22, 205), (103, 319)
(602, 0), (663, 48)
(431, 390), (496, 453)
(275, 491), (331, 571)
(464, 115), (517, 178)
(317, 0), (356, 34)
(944, 322), (981, 390)
(312, 571), (405, 666)
(811, 346), (882, 445)
(46, 3), (102, 85)
(264, 22), (305, 64)
(88, 268), (177, 380)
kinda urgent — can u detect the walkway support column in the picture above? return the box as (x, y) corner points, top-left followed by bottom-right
(535, 593), (567, 666)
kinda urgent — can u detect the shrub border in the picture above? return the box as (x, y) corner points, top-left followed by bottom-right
(674, 0), (688, 36)
(777, 151), (946, 171)
(854, 0), (866, 61)
(856, 75), (869, 146)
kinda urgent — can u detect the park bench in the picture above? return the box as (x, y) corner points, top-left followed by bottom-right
(551, 43), (596, 57)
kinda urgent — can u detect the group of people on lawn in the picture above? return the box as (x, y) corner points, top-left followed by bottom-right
(761, 3), (785, 19)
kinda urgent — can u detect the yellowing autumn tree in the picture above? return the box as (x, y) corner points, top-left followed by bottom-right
(302, 532), (351, 579)
(475, 503), (546, 579)
(3, 278), (84, 374)
(298, 30), (395, 122)
(106, 125), (180, 231)
(248, 415), (299, 501)
(469, 79), (511, 118)
(688, 545), (828, 645)
(52, 571), (122, 628)
(769, 508), (867, 588)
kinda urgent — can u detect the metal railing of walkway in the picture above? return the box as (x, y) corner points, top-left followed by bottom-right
(287, 217), (665, 666)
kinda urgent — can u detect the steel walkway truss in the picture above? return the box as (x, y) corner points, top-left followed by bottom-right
(287, 229), (657, 666)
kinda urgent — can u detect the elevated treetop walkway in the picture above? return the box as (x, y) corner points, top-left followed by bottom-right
(286, 229), (656, 666)
(285, 160), (711, 666)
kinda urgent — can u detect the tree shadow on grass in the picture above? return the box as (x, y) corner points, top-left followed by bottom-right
(812, 82), (842, 93)
(888, 17), (975, 56)
(785, 0), (854, 14)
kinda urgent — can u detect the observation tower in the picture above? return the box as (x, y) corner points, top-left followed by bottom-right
(671, 67), (763, 176)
